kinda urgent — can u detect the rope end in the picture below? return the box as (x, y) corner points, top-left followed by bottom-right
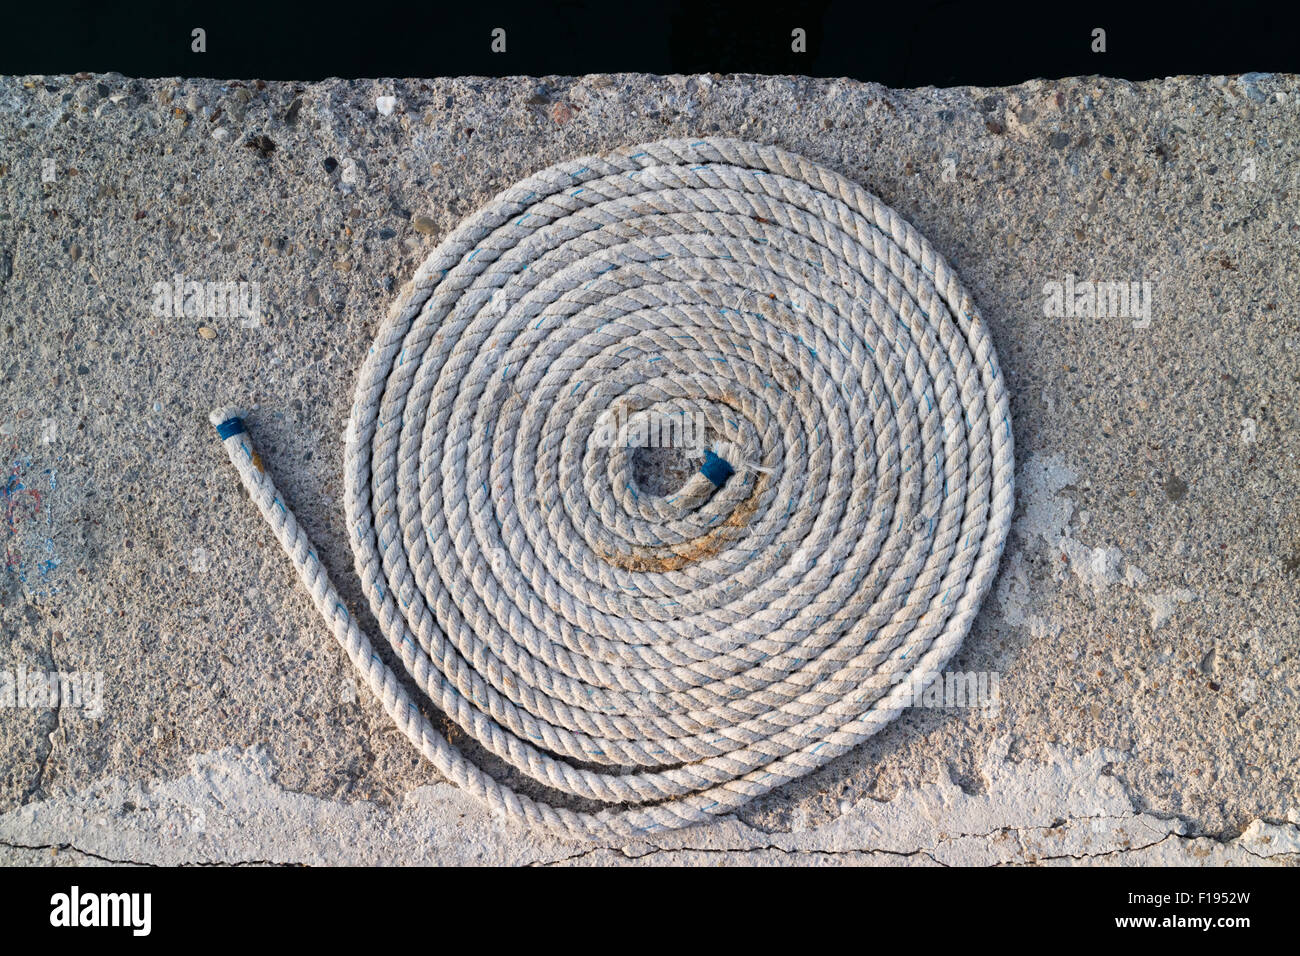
(209, 406), (249, 440)
(699, 449), (735, 488)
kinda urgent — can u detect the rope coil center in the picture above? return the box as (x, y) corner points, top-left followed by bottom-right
(212, 138), (1014, 839)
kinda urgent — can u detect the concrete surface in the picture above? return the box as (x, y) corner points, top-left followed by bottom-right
(0, 70), (1297, 865)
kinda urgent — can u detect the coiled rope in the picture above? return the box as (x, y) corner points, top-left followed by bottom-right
(211, 138), (1014, 840)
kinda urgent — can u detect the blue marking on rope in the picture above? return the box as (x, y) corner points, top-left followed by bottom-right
(240, 442), (252, 461)
(700, 450), (734, 488)
(215, 417), (246, 440)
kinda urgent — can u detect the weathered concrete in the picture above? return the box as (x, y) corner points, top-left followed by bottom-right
(1, 70), (1297, 864)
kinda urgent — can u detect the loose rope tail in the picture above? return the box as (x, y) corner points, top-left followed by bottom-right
(210, 138), (1015, 842)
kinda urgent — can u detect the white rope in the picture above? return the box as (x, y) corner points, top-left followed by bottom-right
(210, 138), (1014, 841)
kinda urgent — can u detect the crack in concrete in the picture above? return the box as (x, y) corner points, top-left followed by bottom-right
(524, 809), (1276, 866)
(2, 837), (150, 866)
(531, 839), (947, 866)
(0, 838), (299, 868)
(3, 741), (1296, 866)
(20, 626), (61, 805)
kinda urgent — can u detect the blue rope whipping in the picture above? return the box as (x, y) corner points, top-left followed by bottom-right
(699, 449), (735, 488)
(215, 417), (247, 440)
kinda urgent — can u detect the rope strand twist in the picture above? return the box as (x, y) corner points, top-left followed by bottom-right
(211, 138), (1014, 840)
